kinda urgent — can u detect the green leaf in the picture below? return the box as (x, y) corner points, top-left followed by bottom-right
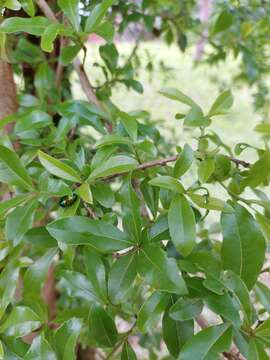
(95, 134), (131, 148)
(121, 342), (137, 360)
(208, 90), (233, 117)
(149, 176), (185, 194)
(150, 214), (169, 242)
(137, 292), (170, 333)
(60, 270), (99, 302)
(223, 271), (253, 324)
(0, 341), (3, 360)
(221, 204), (266, 289)
(53, 319), (82, 360)
(245, 151), (270, 188)
(38, 151), (82, 183)
(0, 194), (31, 218)
(178, 323), (232, 360)
(108, 253), (137, 304)
(184, 106), (210, 127)
(136, 243), (188, 294)
(5, 201), (37, 246)
(163, 308), (193, 358)
(204, 292), (241, 327)
(254, 123), (270, 136)
(77, 182), (93, 204)
(174, 144), (193, 178)
(255, 317), (270, 337)
(23, 249), (57, 300)
(213, 10), (233, 34)
(40, 24), (60, 53)
(0, 261), (20, 318)
(19, 0), (35, 16)
(0, 16), (51, 35)
(0, 145), (33, 190)
(254, 282), (270, 313)
(248, 339), (269, 360)
(83, 248), (107, 302)
(85, 0), (114, 33)
(188, 194), (234, 213)
(15, 110), (52, 134)
(169, 298), (203, 321)
(24, 335), (57, 360)
(57, 0), (79, 30)
(60, 44), (81, 65)
(256, 212), (270, 243)
(198, 159), (215, 183)
(89, 155), (138, 179)
(168, 194), (196, 257)
(89, 304), (118, 348)
(47, 216), (132, 253)
(92, 183), (114, 208)
(119, 112), (138, 141)
(159, 88), (196, 107)
(0, 306), (41, 338)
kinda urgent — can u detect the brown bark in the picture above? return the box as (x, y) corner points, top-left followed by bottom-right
(0, 60), (17, 130)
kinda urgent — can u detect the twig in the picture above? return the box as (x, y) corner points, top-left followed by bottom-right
(36, 0), (113, 134)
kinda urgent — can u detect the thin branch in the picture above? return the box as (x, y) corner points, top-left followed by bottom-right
(36, 0), (57, 22)
(36, 0), (112, 134)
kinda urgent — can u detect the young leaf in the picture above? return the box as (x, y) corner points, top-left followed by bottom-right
(184, 106), (209, 127)
(57, 0), (80, 30)
(89, 155), (138, 179)
(248, 339), (269, 360)
(198, 159), (215, 183)
(0, 16), (50, 35)
(60, 44), (81, 65)
(20, 0), (35, 17)
(168, 194), (196, 257)
(108, 253), (137, 304)
(95, 134), (131, 148)
(208, 90), (233, 117)
(85, 0), (114, 33)
(255, 212), (270, 243)
(221, 204), (266, 289)
(188, 193), (234, 213)
(159, 88), (196, 107)
(38, 151), (82, 183)
(0, 145), (33, 190)
(24, 335), (57, 360)
(179, 323), (232, 360)
(174, 144), (193, 178)
(149, 176), (185, 194)
(40, 23), (60, 53)
(47, 216), (132, 253)
(89, 304), (118, 348)
(78, 182), (93, 204)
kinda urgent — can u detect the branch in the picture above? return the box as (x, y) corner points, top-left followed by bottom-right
(104, 154), (250, 181)
(36, 0), (112, 134)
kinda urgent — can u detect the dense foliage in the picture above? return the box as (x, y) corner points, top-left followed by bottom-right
(0, 0), (270, 359)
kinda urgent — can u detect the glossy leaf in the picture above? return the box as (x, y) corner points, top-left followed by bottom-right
(85, 0), (114, 33)
(208, 90), (233, 117)
(108, 253), (137, 304)
(136, 243), (188, 294)
(121, 342), (137, 360)
(221, 204), (266, 289)
(168, 194), (196, 257)
(149, 175), (185, 194)
(47, 216), (132, 252)
(0, 16), (50, 35)
(178, 323), (232, 360)
(89, 304), (118, 348)
(160, 88), (195, 107)
(0, 145), (33, 190)
(174, 144), (193, 178)
(89, 155), (138, 179)
(38, 151), (82, 182)
(169, 298), (203, 321)
(57, 0), (79, 30)
(24, 335), (57, 360)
